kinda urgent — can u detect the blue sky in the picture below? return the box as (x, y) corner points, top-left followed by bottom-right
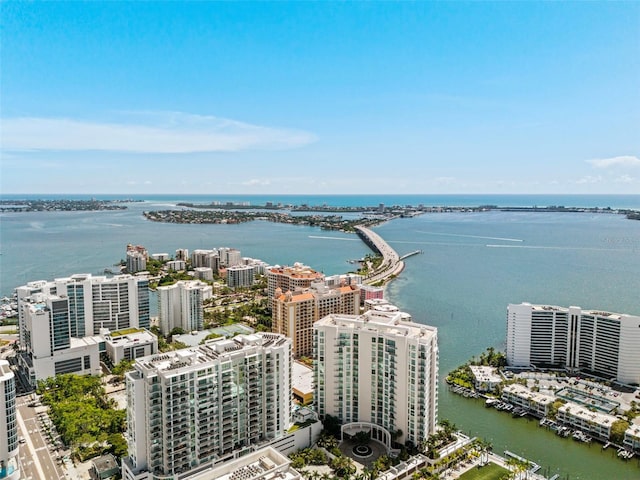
(2, 1), (639, 195)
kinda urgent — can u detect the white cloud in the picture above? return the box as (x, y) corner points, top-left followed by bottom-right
(575, 175), (602, 185)
(614, 175), (635, 184)
(241, 179), (272, 187)
(1, 112), (316, 153)
(587, 155), (640, 169)
(433, 176), (456, 185)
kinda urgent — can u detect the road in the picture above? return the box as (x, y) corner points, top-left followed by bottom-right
(16, 395), (67, 480)
(355, 226), (406, 285)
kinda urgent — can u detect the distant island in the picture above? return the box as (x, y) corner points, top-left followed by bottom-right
(0, 199), (131, 212)
(145, 201), (640, 227)
(143, 209), (384, 232)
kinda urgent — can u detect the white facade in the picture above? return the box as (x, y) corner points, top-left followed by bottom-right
(127, 251), (148, 273)
(123, 333), (292, 479)
(17, 273), (150, 337)
(506, 303), (640, 384)
(500, 384), (554, 418)
(324, 273), (362, 288)
(19, 295), (102, 384)
(266, 264), (324, 300)
(557, 403), (618, 440)
(469, 366), (502, 393)
(157, 281), (212, 335)
(0, 360), (19, 480)
(218, 248), (242, 268)
(624, 421), (640, 452)
(175, 249), (189, 261)
(191, 250), (219, 270)
(15, 274), (149, 385)
(166, 260), (186, 272)
(314, 310), (438, 447)
(104, 329), (158, 364)
(194, 267), (214, 282)
(227, 265), (255, 289)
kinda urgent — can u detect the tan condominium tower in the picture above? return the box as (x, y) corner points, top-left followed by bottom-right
(272, 282), (360, 357)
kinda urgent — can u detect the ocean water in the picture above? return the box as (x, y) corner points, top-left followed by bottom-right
(1, 194), (640, 478)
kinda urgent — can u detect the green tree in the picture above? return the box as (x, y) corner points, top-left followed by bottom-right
(610, 419), (630, 444)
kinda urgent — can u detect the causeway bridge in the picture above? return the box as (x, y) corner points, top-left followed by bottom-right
(354, 226), (407, 285)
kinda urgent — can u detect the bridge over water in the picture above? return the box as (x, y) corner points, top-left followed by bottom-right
(354, 226), (409, 285)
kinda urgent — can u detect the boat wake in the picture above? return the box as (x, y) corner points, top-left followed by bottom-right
(415, 230), (523, 242)
(308, 236), (358, 241)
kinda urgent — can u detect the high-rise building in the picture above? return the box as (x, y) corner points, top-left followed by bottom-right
(15, 274), (150, 384)
(227, 265), (255, 289)
(314, 310), (438, 448)
(218, 247), (242, 267)
(0, 360), (19, 480)
(126, 251), (147, 273)
(359, 284), (384, 306)
(190, 249), (220, 270)
(272, 282), (360, 357)
(19, 294), (102, 384)
(506, 303), (640, 384)
(122, 333), (292, 480)
(175, 249), (189, 261)
(266, 263), (324, 301)
(157, 280), (212, 335)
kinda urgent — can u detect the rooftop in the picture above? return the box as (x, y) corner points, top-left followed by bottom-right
(292, 361), (314, 396)
(134, 333), (290, 376)
(558, 402), (619, 427)
(316, 310), (437, 340)
(502, 384), (555, 405)
(184, 446), (301, 480)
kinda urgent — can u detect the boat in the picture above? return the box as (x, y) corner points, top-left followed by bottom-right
(485, 398), (498, 407)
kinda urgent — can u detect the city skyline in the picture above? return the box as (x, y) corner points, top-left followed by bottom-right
(1, 2), (639, 194)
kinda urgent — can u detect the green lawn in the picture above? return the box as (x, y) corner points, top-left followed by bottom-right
(458, 462), (510, 480)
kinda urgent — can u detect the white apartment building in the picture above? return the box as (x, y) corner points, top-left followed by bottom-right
(15, 274), (150, 384)
(218, 248), (242, 268)
(506, 303), (640, 384)
(266, 264), (324, 301)
(0, 360), (19, 480)
(624, 421), (640, 453)
(469, 366), (502, 393)
(227, 265), (255, 289)
(166, 260), (186, 272)
(20, 273), (151, 336)
(15, 280), (57, 346)
(151, 253), (170, 262)
(500, 384), (555, 418)
(194, 267), (214, 282)
(242, 258), (269, 275)
(324, 273), (362, 288)
(104, 329), (158, 364)
(122, 333), (292, 480)
(314, 310), (438, 448)
(556, 403), (618, 440)
(19, 294), (102, 385)
(127, 251), (148, 273)
(157, 281), (213, 335)
(273, 282), (360, 358)
(191, 250), (220, 270)
(175, 249), (189, 261)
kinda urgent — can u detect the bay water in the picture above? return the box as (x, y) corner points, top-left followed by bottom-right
(1, 194), (639, 479)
